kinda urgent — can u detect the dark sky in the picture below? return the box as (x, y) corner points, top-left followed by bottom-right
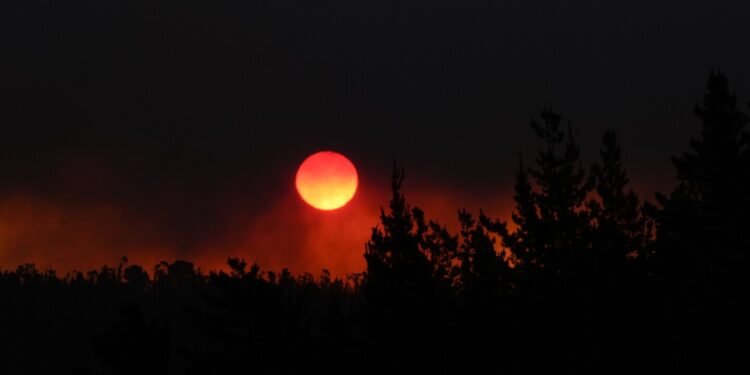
(1, 0), (748, 274)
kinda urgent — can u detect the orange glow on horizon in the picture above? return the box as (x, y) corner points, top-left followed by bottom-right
(295, 151), (358, 210)
(0, 159), (519, 278)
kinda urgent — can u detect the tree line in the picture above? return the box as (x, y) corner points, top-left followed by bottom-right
(2, 71), (748, 374)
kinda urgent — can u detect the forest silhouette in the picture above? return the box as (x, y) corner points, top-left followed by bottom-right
(2, 72), (748, 374)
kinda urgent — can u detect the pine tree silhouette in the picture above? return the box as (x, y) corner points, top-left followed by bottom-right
(457, 209), (511, 301)
(363, 165), (449, 370)
(484, 109), (593, 295)
(653, 71), (749, 298)
(419, 214), (460, 297)
(363, 165), (440, 309)
(588, 130), (651, 289)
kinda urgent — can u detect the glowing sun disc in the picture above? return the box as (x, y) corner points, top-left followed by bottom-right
(296, 151), (358, 210)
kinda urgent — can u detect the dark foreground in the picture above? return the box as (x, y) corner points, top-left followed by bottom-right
(1, 259), (747, 374)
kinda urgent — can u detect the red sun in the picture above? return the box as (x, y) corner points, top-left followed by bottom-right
(295, 151), (358, 210)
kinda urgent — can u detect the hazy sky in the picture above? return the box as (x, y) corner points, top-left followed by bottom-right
(1, 0), (748, 275)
